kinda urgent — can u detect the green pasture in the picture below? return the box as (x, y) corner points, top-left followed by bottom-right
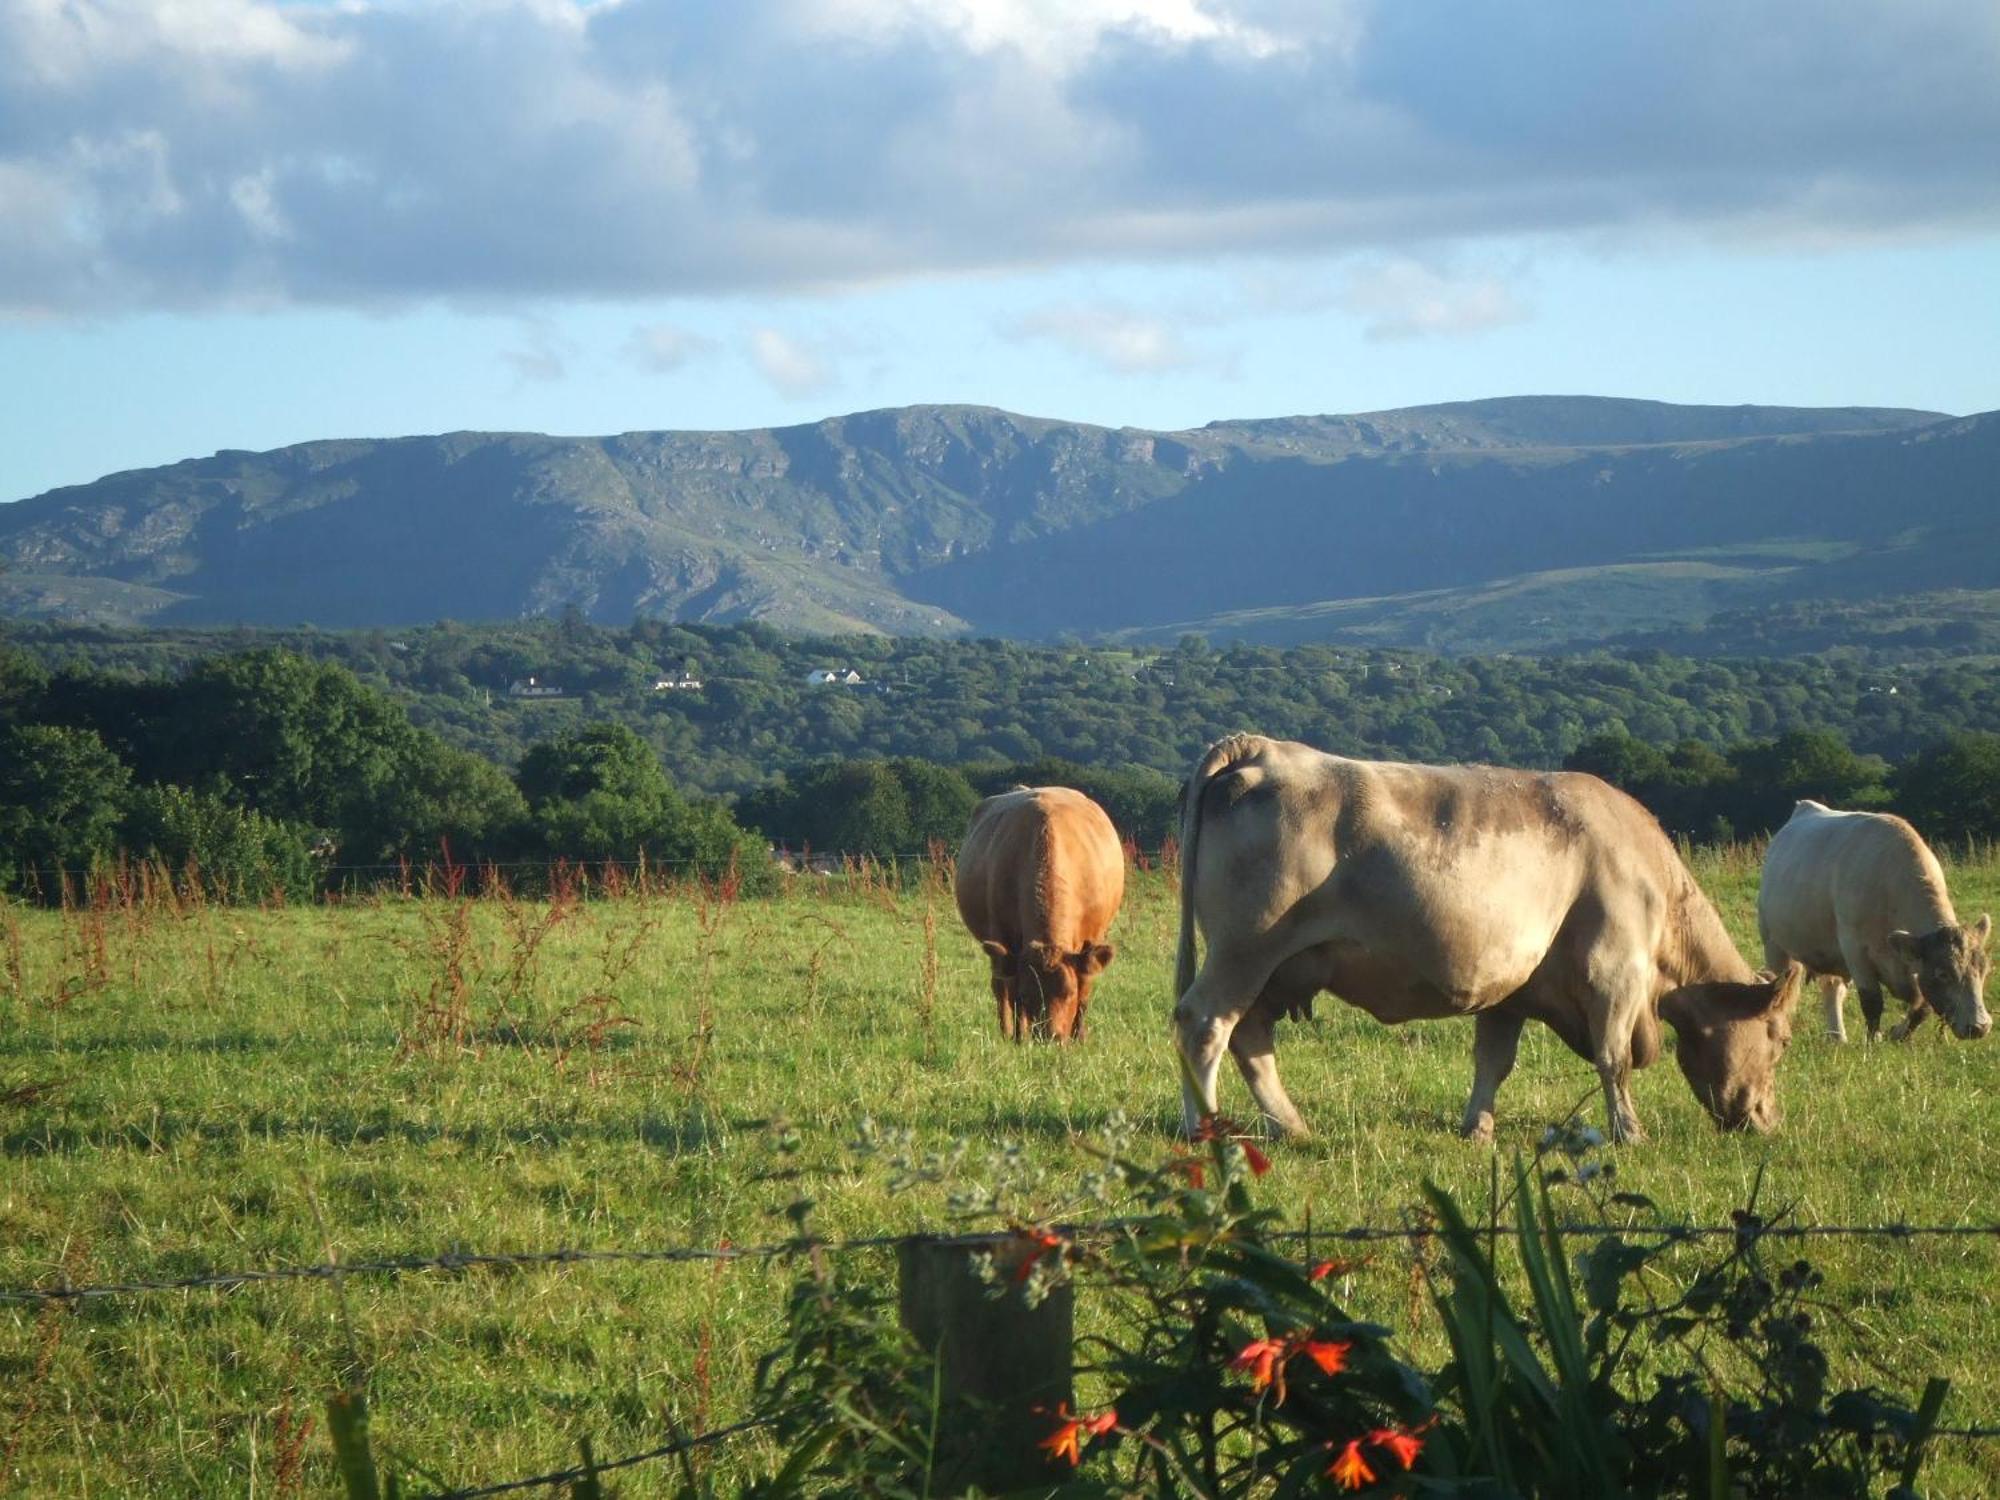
(2, 854), (1997, 1495)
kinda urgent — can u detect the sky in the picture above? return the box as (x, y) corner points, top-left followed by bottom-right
(2, 0), (1998, 502)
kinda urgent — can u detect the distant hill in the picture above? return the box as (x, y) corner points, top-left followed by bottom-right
(3, 395), (1988, 652)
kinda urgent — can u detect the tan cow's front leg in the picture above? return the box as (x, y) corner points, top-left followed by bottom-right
(1461, 1009), (1525, 1144)
(1589, 965), (1649, 1143)
(1174, 988), (1242, 1136)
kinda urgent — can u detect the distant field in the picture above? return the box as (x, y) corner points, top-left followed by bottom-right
(3, 856), (1998, 1495)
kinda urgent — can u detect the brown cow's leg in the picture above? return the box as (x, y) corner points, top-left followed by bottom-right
(1227, 1010), (1309, 1139)
(1461, 1009), (1525, 1144)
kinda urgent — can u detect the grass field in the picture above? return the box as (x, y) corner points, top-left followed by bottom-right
(3, 852), (1998, 1496)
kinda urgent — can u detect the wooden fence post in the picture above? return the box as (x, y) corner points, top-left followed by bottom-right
(899, 1233), (1075, 1495)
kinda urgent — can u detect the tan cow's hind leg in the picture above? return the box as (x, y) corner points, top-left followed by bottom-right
(1227, 1011), (1309, 1139)
(1461, 1010), (1526, 1144)
(1174, 966), (1261, 1136)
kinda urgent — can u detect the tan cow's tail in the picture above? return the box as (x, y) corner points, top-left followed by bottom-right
(1176, 734), (1262, 1003)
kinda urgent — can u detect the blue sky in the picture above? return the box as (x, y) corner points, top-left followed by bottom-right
(3, 0), (1998, 501)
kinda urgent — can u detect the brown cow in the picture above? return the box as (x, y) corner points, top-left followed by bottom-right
(1173, 735), (1802, 1142)
(955, 786), (1125, 1042)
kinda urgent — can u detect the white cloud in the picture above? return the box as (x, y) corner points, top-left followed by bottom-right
(625, 322), (718, 372)
(0, 0), (1994, 315)
(748, 327), (837, 397)
(1338, 260), (1528, 341)
(500, 320), (573, 383)
(1006, 302), (1214, 374)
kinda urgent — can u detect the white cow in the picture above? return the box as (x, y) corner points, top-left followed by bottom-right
(1759, 800), (1992, 1042)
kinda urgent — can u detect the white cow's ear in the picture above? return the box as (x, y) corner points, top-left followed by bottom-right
(1888, 929), (1920, 962)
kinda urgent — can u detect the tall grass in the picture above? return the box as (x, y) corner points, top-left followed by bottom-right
(0, 853), (1995, 1494)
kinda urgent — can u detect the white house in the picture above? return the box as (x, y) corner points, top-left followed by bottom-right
(507, 676), (565, 699)
(805, 667), (864, 686)
(652, 674), (704, 692)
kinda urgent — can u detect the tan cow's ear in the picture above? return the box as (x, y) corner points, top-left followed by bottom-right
(1659, 987), (1696, 1031)
(1766, 961), (1806, 1014)
(1973, 913), (1992, 947)
(1072, 943), (1114, 976)
(1888, 929), (1919, 963)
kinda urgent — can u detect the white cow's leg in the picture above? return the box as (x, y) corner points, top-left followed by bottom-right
(1227, 1010), (1309, 1139)
(1461, 1009), (1526, 1144)
(1821, 977), (1849, 1043)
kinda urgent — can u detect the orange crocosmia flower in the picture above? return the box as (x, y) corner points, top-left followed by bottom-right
(1328, 1439), (1376, 1490)
(1367, 1426), (1424, 1470)
(1038, 1405), (1085, 1466)
(1012, 1229), (1066, 1283)
(1240, 1140), (1273, 1176)
(1082, 1410), (1118, 1437)
(1309, 1257), (1361, 1281)
(1297, 1338), (1351, 1376)
(1229, 1337), (1287, 1399)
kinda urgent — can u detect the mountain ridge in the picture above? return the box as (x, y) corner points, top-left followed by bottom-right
(2, 396), (1985, 652)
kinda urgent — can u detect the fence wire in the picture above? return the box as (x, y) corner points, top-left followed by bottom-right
(412, 1417), (777, 1500)
(6, 1219), (2000, 1308)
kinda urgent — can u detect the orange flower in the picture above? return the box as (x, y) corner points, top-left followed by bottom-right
(1240, 1140), (1273, 1176)
(1037, 1403), (1115, 1466)
(1038, 1405), (1084, 1466)
(1297, 1338), (1351, 1376)
(1308, 1257), (1361, 1281)
(1367, 1425), (1424, 1470)
(1012, 1228), (1067, 1284)
(1328, 1438), (1376, 1490)
(1230, 1337), (1287, 1401)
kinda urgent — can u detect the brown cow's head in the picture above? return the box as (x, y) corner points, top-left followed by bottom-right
(1659, 962), (1804, 1132)
(1888, 915), (1992, 1039)
(983, 939), (1114, 1042)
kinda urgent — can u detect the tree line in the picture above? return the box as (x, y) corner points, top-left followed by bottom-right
(4, 638), (1996, 900)
(8, 617), (2000, 798)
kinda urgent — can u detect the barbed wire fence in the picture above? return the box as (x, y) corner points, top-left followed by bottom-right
(6, 1215), (1998, 1494)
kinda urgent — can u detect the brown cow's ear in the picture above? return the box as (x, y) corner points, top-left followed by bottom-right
(1025, 939), (1052, 963)
(981, 940), (1009, 963)
(1888, 929), (1920, 963)
(1072, 943), (1114, 976)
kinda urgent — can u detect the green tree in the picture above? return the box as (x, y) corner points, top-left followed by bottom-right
(0, 724), (132, 894)
(1896, 732), (2000, 845)
(120, 785), (320, 901)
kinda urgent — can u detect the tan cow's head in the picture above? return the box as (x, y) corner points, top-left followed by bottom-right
(1889, 914), (1992, 1039)
(981, 939), (1114, 1042)
(1660, 962), (1804, 1132)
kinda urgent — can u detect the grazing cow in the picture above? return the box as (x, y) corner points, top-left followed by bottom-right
(955, 787), (1125, 1042)
(1173, 735), (1802, 1143)
(1759, 801), (1992, 1043)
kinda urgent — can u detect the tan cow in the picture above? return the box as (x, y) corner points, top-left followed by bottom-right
(955, 786), (1125, 1042)
(1173, 735), (1802, 1143)
(1759, 800), (1992, 1043)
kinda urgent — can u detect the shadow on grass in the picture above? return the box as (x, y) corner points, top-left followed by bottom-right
(0, 1107), (742, 1159)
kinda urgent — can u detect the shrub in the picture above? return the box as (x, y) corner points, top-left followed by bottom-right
(119, 785), (322, 902)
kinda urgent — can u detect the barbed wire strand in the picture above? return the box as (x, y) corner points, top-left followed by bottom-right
(7, 1220), (2000, 1307)
(414, 1415), (776, 1500)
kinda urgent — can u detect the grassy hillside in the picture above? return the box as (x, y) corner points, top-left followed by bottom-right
(3, 397), (1986, 651)
(2, 857), (1996, 1494)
